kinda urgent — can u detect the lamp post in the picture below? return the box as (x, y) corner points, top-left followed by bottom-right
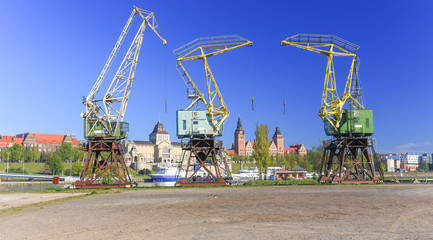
(6, 151), (10, 173)
(22, 150), (25, 175)
(70, 156), (72, 177)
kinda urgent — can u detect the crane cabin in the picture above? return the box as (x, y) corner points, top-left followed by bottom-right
(176, 110), (223, 138)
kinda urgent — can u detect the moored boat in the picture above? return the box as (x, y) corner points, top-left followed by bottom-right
(149, 166), (185, 182)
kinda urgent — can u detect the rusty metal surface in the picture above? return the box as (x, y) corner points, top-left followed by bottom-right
(73, 140), (132, 189)
(73, 183), (131, 189)
(319, 137), (382, 184)
(176, 138), (229, 187)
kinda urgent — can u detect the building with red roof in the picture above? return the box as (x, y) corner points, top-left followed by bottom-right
(229, 117), (307, 157)
(284, 144), (307, 157)
(0, 130), (80, 158)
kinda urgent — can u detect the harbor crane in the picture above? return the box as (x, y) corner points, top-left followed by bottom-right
(282, 34), (383, 183)
(173, 35), (252, 186)
(75, 6), (166, 188)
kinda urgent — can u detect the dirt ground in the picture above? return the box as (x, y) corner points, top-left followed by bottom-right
(1, 185), (433, 240)
(0, 193), (85, 211)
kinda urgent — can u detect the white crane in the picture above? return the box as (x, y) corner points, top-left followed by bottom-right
(81, 6), (166, 140)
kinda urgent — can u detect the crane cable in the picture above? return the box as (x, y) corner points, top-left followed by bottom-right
(282, 43), (287, 115)
(164, 45), (168, 113)
(250, 47), (254, 111)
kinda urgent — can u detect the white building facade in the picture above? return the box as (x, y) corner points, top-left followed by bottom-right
(123, 121), (184, 171)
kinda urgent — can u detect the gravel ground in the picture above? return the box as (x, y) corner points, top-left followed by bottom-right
(1, 185), (433, 240)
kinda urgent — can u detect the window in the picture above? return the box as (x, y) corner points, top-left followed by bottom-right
(163, 147), (169, 154)
(366, 118), (370, 128)
(193, 121), (198, 125)
(183, 120), (186, 130)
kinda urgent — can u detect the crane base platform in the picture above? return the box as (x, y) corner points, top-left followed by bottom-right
(319, 137), (383, 184)
(176, 138), (230, 187)
(73, 140), (132, 189)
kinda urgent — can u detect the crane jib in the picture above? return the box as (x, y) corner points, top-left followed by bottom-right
(82, 7), (166, 141)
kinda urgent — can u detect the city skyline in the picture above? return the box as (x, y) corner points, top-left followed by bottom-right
(1, 0), (432, 154)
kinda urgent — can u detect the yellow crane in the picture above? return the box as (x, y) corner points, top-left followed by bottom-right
(281, 34), (368, 137)
(173, 35), (252, 187)
(174, 35), (252, 137)
(282, 34), (382, 183)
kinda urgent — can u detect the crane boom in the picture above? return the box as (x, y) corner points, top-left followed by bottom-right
(174, 35), (252, 137)
(82, 6), (166, 140)
(281, 34), (369, 136)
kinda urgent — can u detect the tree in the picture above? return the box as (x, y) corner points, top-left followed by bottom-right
(58, 142), (74, 162)
(275, 154), (284, 166)
(0, 148), (10, 162)
(380, 162), (386, 173)
(231, 155), (239, 163)
(74, 146), (86, 162)
(29, 149), (40, 162)
(46, 153), (64, 174)
(284, 154), (299, 170)
(307, 139), (326, 172)
(72, 161), (84, 176)
(9, 144), (24, 162)
(420, 160), (429, 171)
(253, 123), (271, 174)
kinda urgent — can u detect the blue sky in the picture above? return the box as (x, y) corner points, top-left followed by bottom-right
(1, 0), (432, 154)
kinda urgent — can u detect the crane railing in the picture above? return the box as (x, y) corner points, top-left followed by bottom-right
(282, 34), (359, 54)
(174, 35), (251, 58)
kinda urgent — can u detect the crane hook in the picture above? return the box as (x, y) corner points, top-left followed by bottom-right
(252, 96), (254, 111)
(283, 100), (286, 115)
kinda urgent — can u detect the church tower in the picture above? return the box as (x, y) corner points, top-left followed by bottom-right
(272, 127), (284, 156)
(234, 117), (246, 156)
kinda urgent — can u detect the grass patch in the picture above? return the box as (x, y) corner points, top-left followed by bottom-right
(0, 163), (45, 174)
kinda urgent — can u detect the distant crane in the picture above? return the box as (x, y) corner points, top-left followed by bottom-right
(173, 35), (252, 186)
(75, 6), (166, 188)
(282, 34), (383, 183)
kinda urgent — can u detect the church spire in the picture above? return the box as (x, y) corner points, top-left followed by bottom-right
(235, 117), (244, 134)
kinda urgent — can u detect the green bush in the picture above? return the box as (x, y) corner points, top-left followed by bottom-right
(312, 173), (318, 181)
(102, 176), (114, 185)
(138, 169), (152, 175)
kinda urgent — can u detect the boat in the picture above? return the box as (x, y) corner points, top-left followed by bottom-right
(232, 167), (283, 180)
(150, 165), (208, 186)
(232, 167), (260, 180)
(150, 166), (185, 183)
